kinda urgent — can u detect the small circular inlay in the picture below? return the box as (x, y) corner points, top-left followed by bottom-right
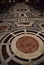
(0, 25), (7, 30)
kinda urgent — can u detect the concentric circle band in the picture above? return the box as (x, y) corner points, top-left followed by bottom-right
(11, 34), (43, 59)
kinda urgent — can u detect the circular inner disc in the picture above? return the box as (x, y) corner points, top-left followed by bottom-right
(16, 36), (39, 53)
